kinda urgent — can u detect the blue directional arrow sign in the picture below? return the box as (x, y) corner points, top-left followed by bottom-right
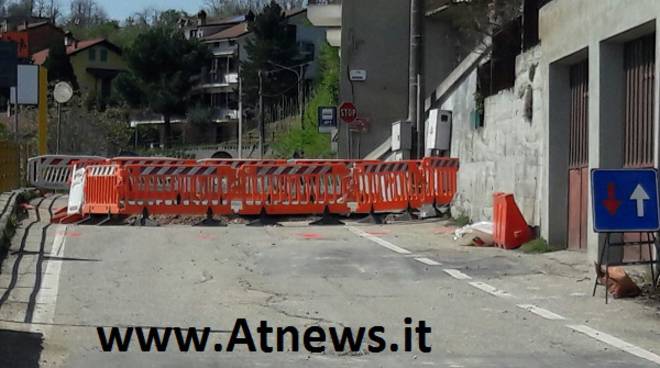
(591, 169), (660, 233)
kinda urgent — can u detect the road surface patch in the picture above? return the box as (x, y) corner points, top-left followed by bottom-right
(347, 227), (412, 255)
(567, 324), (660, 365)
(297, 233), (324, 240)
(516, 304), (566, 320)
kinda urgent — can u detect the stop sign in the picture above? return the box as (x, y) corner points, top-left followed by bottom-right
(339, 102), (357, 124)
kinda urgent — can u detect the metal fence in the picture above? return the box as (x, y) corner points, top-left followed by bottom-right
(0, 141), (34, 192)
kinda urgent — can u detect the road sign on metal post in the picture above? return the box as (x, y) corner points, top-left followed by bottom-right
(591, 169), (660, 233)
(318, 106), (337, 133)
(339, 102), (357, 124)
(591, 168), (660, 303)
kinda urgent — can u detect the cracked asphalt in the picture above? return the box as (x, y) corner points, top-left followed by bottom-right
(0, 196), (659, 367)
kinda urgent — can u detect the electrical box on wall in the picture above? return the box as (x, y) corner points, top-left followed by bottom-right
(392, 120), (412, 151)
(426, 109), (452, 151)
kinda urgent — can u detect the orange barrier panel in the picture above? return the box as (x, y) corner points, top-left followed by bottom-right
(352, 161), (425, 214)
(421, 157), (459, 206)
(82, 165), (123, 215)
(236, 163), (351, 216)
(492, 192), (533, 249)
(120, 164), (235, 216)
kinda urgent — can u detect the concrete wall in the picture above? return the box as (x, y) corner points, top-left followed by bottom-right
(540, 0), (660, 261)
(449, 47), (544, 226)
(338, 2), (462, 158)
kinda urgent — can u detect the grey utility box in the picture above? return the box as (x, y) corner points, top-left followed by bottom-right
(391, 120), (413, 151)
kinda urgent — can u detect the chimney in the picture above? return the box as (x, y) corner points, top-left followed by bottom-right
(197, 10), (207, 26)
(64, 32), (73, 46)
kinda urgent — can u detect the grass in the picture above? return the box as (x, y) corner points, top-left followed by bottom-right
(452, 215), (471, 227)
(519, 238), (556, 254)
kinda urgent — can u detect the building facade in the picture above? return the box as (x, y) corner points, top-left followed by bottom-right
(540, 0), (660, 261)
(191, 9), (326, 136)
(333, 0), (471, 159)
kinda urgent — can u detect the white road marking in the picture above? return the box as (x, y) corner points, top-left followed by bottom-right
(347, 227), (412, 255)
(30, 225), (67, 332)
(415, 257), (442, 266)
(469, 281), (512, 297)
(567, 324), (660, 365)
(443, 269), (472, 280)
(517, 304), (566, 320)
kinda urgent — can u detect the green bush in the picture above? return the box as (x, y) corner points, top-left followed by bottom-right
(273, 43), (339, 158)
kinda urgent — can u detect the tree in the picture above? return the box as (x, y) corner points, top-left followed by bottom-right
(43, 41), (79, 89)
(447, 0), (523, 45)
(205, 0), (265, 17)
(68, 0), (107, 26)
(118, 26), (211, 147)
(242, 1), (300, 109)
(6, 0), (32, 18)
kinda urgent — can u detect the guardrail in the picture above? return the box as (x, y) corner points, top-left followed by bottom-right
(0, 141), (20, 192)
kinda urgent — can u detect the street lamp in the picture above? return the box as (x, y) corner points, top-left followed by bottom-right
(267, 61), (308, 130)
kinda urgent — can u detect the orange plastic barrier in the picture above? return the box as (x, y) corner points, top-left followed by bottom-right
(421, 157), (459, 206)
(83, 165), (123, 215)
(78, 157), (460, 219)
(120, 164), (235, 216)
(236, 163), (351, 216)
(352, 161), (425, 214)
(492, 193), (533, 249)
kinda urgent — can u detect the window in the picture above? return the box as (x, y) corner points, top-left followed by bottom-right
(89, 48), (96, 61)
(100, 48), (108, 62)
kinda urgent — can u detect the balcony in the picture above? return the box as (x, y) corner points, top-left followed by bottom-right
(212, 108), (239, 122)
(307, 0), (342, 47)
(195, 71), (239, 91)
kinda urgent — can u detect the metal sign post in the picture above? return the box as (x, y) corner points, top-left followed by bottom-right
(591, 168), (660, 303)
(53, 81), (74, 154)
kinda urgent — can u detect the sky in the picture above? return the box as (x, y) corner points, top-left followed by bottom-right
(63, 0), (207, 21)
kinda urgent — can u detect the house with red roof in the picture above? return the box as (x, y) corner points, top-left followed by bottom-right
(33, 36), (127, 105)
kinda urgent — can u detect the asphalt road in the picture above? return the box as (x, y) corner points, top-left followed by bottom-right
(0, 195), (659, 367)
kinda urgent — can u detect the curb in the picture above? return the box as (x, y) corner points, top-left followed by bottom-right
(0, 188), (40, 268)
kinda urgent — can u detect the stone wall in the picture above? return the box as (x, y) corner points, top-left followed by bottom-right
(448, 46), (544, 226)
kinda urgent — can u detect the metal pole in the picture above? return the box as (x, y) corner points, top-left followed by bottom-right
(416, 73), (424, 158)
(299, 65), (304, 129)
(258, 70), (264, 159)
(238, 76), (243, 159)
(56, 103), (62, 154)
(13, 86), (19, 141)
(408, 0), (424, 158)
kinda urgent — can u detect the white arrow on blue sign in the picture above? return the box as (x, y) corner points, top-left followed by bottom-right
(591, 169), (660, 233)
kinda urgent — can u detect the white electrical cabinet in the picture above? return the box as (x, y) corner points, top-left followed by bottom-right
(426, 109), (452, 151)
(391, 120), (412, 151)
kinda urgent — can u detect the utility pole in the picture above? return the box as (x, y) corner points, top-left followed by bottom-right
(299, 64), (305, 129)
(258, 70), (264, 159)
(13, 88), (18, 141)
(238, 75), (243, 159)
(408, 0), (424, 158)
